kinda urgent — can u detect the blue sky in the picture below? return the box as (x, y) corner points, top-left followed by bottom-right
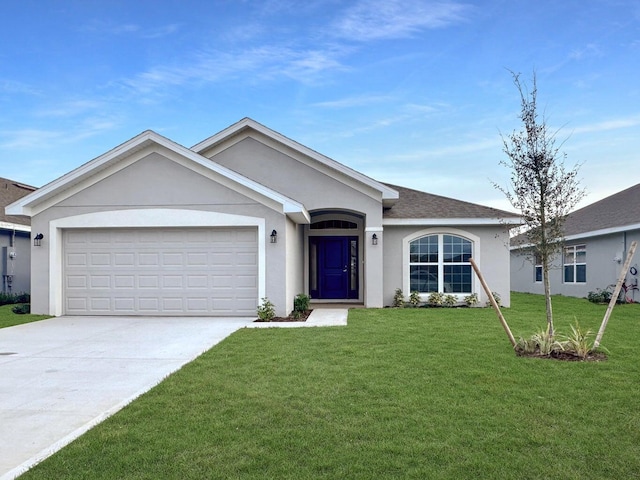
(1, 0), (639, 211)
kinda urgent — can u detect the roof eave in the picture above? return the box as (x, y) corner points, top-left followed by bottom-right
(510, 222), (640, 250)
(384, 217), (522, 227)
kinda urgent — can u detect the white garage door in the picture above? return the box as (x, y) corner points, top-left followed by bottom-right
(63, 227), (258, 316)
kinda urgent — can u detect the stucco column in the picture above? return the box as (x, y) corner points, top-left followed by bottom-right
(364, 226), (384, 308)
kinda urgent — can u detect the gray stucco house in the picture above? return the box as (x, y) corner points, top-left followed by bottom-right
(0, 178), (35, 294)
(7, 118), (518, 317)
(511, 182), (640, 301)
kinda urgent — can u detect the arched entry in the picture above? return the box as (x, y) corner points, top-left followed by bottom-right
(307, 211), (362, 301)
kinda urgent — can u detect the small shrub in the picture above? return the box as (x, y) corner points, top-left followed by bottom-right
(485, 291), (501, 307)
(409, 291), (421, 308)
(12, 303), (30, 315)
(0, 292), (30, 306)
(588, 284), (631, 304)
(464, 293), (479, 307)
(443, 294), (457, 307)
(293, 293), (310, 313)
(257, 297), (276, 321)
(587, 288), (611, 304)
(427, 292), (444, 307)
(392, 288), (405, 308)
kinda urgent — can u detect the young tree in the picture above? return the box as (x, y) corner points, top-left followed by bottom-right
(496, 72), (585, 336)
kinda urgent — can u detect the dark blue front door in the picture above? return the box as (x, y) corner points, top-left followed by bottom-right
(310, 236), (358, 299)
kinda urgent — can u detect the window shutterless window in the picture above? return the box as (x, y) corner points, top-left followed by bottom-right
(564, 245), (586, 283)
(409, 234), (472, 293)
(534, 254), (542, 283)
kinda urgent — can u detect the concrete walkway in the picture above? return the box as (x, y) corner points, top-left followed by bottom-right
(0, 310), (347, 479)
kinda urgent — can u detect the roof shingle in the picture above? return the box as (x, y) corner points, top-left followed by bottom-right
(562, 183), (640, 236)
(383, 183), (518, 220)
(0, 177), (36, 226)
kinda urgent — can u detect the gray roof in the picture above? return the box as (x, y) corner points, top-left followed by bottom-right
(0, 177), (36, 226)
(383, 183), (518, 219)
(562, 182), (640, 236)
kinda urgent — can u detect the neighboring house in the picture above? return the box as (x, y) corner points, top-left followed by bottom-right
(511, 182), (640, 300)
(7, 118), (519, 317)
(0, 177), (36, 294)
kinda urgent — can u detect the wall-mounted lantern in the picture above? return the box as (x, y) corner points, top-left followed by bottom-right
(34, 233), (44, 247)
(270, 230), (278, 244)
(371, 233), (378, 245)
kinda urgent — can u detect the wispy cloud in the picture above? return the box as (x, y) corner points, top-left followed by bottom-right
(34, 100), (105, 118)
(569, 43), (602, 60)
(333, 0), (470, 41)
(141, 24), (182, 39)
(121, 44), (349, 94)
(80, 21), (180, 39)
(571, 115), (640, 134)
(0, 79), (41, 96)
(0, 117), (118, 149)
(312, 94), (394, 108)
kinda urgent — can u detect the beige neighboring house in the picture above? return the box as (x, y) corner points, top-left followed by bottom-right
(0, 177), (36, 294)
(7, 118), (519, 317)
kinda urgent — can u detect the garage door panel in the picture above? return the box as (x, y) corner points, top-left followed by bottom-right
(63, 227), (258, 316)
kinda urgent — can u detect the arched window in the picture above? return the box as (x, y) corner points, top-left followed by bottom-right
(409, 234), (473, 293)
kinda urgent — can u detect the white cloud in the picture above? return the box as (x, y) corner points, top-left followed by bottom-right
(312, 94), (394, 108)
(0, 79), (40, 96)
(35, 100), (105, 118)
(0, 118), (117, 149)
(121, 44), (349, 94)
(571, 115), (640, 134)
(333, 0), (469, 41)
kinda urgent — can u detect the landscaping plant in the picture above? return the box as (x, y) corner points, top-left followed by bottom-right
(409, 291), (421, 308)
(392, 288), (405, 308)
(256, 297), (276, 321)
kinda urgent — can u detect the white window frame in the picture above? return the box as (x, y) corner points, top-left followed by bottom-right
(563, 244), (586, 284)
(402, 228), (480, 300)
(534, 254), (542, 283)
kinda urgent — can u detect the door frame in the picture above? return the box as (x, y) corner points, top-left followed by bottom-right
(309, 236), (359, 300)
(305, 211), (364, 303)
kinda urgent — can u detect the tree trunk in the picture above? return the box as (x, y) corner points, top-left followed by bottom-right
(542, 259), (554, 337)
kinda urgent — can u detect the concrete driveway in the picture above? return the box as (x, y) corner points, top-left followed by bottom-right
(0, 316), (253, 480)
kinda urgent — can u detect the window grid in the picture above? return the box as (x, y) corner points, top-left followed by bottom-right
(564, 245), (586, 283)
(409, 234), (473, 294)
(534, 254), (542, 283)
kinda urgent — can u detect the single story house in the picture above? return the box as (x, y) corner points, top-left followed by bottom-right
(7, 118), (519, 317)
(511, 182), (640, 301)
(0, 178), (36, 294)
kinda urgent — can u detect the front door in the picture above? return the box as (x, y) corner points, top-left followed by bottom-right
(310, 236), (358, 299)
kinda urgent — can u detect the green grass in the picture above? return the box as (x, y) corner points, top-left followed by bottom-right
(20, 293), (640, 479)
(0, 304), (50, 329)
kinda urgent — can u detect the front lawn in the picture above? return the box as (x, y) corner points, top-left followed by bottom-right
(20, 293), (640, 479)
(0, 304), (50, 329)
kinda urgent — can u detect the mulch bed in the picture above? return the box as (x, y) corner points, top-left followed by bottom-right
(516, 350), (608, 362)
(254, 310), (313, 323)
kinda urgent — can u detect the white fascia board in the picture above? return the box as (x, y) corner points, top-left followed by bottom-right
(6, 131), (159, 216)
(510, 222), (640, 250)
(384, 217), (522, 227)
(192, 118), (399, 203)
(6, 129), (308, 222)
(0, 221), (30, 233)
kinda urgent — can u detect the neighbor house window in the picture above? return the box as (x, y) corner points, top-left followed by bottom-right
(534, 254), (542, 283)
(564, 245), (586, 283)
(409, 234), (472, 293)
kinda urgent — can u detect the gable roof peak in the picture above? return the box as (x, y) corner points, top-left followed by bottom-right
(192, 118), (399, 204)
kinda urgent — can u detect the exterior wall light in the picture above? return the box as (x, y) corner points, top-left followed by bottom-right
(371, 233), (378, 245)
(34, 233), (44, 247)
(270, 230), (277, 243)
